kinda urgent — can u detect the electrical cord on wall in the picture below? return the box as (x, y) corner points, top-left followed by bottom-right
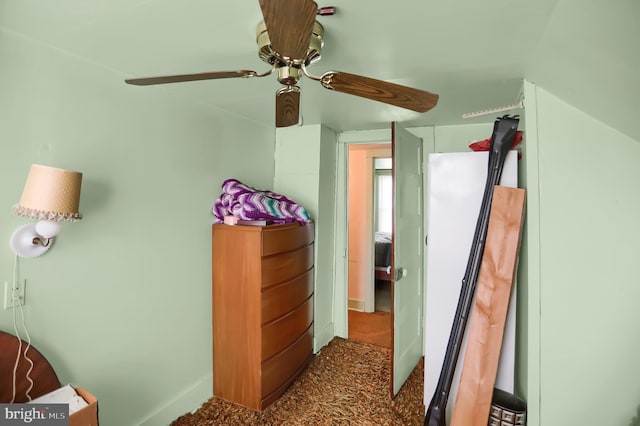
(10, 254), (34, 403)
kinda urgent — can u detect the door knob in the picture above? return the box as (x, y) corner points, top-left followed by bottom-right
(394, 267), (407, 281)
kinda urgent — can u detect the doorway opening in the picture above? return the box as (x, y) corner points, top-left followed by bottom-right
(346, 144), (393, 350)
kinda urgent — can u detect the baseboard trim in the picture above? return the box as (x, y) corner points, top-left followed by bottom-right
(136, 373), (213, 426)
(314, 321), (334, 353)
(348, 299), (365, 311)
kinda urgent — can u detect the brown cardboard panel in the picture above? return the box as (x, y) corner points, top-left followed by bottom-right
(71, 387), (98, 426)
(450, 186), (526, 426)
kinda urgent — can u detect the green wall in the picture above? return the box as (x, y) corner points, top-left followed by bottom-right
(523, 81), (640, 426)
(0, 28), (275, 425)
(274, 125), (338, 351)
(433, 122), (496, 152)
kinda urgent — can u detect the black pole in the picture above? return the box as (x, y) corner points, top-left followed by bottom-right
(424, 115), (520, 426)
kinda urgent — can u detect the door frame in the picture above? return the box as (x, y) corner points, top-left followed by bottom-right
(332, 123), (435, 330)
(333, 127), (435, 338)
(350, 144), (393, 313)
(333, 129), (393, 337)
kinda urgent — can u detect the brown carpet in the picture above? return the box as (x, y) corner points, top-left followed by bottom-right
(172, 337), (425, 425)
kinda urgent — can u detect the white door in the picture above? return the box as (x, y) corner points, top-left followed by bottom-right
(392, 122), (424, 395)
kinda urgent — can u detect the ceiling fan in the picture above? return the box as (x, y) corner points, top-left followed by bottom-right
(125, 0), (439, 127)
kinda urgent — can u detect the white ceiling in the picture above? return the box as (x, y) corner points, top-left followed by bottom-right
(1, 0), (638, 137)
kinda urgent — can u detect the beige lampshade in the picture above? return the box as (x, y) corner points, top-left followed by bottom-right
(13, 164), (83, 222)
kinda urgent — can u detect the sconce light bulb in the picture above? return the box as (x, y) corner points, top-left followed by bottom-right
(35, 220), (61, 239)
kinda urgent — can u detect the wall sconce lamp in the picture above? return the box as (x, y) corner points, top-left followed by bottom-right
(10, 165), (83, 258)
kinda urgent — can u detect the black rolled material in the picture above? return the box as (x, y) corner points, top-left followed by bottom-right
(424, 115), (520, 426)
(488, 388), (527, 426)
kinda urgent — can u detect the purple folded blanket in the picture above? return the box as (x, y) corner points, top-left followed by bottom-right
(212, 178), (311, 224)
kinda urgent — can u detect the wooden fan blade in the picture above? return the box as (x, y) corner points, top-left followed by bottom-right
(259, 0), (318, 60)
(125, 70), (256, 86)
(320, 71), (439, 113)
(275, 87), (300, 127)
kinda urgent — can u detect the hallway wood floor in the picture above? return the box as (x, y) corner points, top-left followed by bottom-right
(348, 309), (392, 349)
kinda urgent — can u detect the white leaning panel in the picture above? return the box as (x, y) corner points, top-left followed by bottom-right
(423, 151), (519, 421)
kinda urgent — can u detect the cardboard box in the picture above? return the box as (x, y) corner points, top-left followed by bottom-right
(30, 385), (98, 426)
(71, 387), (98, 426)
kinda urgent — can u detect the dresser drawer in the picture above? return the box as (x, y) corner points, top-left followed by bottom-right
(262, 223), (314, 257)
(261, 325), (313, 398)
(261, 245), (314, 288)
(262, 296), (313, 361)
(262, 269), (314, 325)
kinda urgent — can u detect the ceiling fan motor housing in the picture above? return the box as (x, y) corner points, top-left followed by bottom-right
(277, 66), (301, 85)
(256, 20), (324, 67)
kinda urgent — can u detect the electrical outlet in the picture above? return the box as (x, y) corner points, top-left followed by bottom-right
(3, 280), (26, 309)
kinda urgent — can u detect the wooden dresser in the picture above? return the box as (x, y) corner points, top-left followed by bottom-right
(212, 222), (314, 411)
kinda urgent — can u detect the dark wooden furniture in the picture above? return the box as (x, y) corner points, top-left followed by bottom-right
(375, 266), (393, 281)
(212, 222), (314, 411)
(374, 231), (393, 282)
(0, 330), (61, 403)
